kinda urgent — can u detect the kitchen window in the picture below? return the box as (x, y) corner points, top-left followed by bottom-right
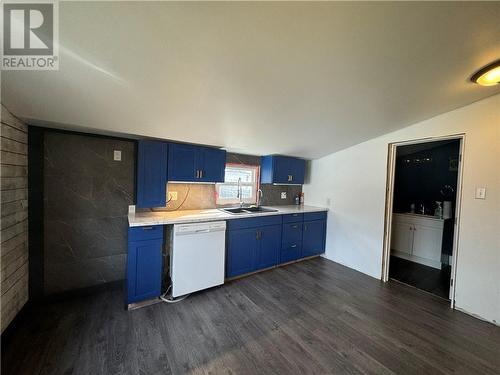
(216, 164), (260, 205)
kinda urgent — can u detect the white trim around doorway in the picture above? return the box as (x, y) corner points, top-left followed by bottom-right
(381, 134), (465, 308)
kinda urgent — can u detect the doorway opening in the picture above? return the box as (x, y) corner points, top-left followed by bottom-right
(382, 136), (464, 304)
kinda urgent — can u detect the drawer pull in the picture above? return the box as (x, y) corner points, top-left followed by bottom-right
(291, 244), (297, 248)
(292, 214), (298, 217)
(292, 225), (298, 229)
(143, 226), (154, 231)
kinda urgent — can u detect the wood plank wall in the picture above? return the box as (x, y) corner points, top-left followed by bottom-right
(1, 104), (29, 333)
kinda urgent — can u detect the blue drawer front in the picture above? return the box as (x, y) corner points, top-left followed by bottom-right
(304, 211), (327, 221)
(282, 222), (303, 246)
(227, 215), (282, 230)
(128, 225), (164, 242)
(280, 242), (302, 263)
(282, 213), (303, 223)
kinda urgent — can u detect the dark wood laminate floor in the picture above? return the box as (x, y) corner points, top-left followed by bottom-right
(2, 258), (500, 375)
(389, 255), (451, 299)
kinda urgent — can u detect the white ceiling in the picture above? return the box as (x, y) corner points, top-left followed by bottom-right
(2, 1), (500, 159)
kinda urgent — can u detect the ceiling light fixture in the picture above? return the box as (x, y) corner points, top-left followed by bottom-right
(470, 60), (500, 86)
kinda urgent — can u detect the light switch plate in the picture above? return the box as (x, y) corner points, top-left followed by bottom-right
(475, 187), (486, 199)
(281, 192), (287, 199)
(113, 150), (122, 161)
(168, 191), (178, 201)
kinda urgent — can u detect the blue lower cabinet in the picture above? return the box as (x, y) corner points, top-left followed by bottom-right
(227, 228), (258, 278)
(281, 221), (303, 263)
(126, 226), (163, 304)
(226, 218), (282, 278)
(302, 220), (326, 257)
(255, 225), (281, 270)
(280, 242), (302, 263)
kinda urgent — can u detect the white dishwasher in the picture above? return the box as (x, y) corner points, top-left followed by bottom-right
(171, 221), (226, 298)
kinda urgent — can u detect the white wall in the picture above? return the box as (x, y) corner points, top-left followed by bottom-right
(304, 94), (500, 324)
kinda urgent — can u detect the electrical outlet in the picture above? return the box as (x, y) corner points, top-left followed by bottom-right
(169, 191), (178, 201)
(113, 150), (122, 161)
(475, 187), (486, 199)
(281, 192), (287, 199)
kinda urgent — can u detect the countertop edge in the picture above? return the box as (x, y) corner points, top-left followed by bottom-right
(128, 206), (329, 227)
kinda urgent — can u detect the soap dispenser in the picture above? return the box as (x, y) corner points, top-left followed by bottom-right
(434, 201), (443, 219)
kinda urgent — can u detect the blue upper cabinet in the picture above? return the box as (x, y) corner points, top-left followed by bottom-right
(260, 155), (306, 185)
(168, 143), (197, 181)
(197, 146), (226, 183)
(169, 143), (226, 183)
(136, 140), (168, 208)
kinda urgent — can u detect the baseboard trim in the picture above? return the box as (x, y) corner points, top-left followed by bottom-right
(42, 280), (124, 304)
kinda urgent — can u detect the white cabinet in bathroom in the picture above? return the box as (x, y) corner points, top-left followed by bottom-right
(391, 221), (414, 255)
(391, 213), (444, 269)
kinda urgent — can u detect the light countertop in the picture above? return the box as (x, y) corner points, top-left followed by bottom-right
(128, 205), (328, 227)
(393, 212), (446, 221)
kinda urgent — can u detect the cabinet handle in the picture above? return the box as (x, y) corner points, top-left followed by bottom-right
(291, 244), (297, 248)
(409, 226), (413, 231)
(290, 175), (293, 181)
(292, 214), (298, 217)
(292, 225), (298, 229)
(256, 230), (260, 240)
(200, 170), (203, 178)
(196, 170), (199, 178)
(304, 225), (307, 231)
(143, 226), (154, 231)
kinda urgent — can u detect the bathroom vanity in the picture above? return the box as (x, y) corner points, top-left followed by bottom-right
(391, 213), (446, 269)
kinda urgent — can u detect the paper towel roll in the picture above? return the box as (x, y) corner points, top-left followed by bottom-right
(443, 201), (452, 219)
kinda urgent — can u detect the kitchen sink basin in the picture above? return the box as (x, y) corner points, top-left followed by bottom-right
(220, 206), (279, 215)
(241, 206), (278, 213)
(221, 207), (247, 214)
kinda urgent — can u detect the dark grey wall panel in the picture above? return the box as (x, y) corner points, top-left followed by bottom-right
(43, 132), (134, 295)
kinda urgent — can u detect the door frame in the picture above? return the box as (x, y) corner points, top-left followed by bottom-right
(381, 134), (465, 308)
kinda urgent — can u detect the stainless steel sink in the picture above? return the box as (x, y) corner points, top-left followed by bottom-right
(241, 206), (278, 213)
(220, 206), (278, 215)
(221, 207), (247, 214)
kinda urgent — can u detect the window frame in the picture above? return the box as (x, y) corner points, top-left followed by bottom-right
(216, 163), (260, 206)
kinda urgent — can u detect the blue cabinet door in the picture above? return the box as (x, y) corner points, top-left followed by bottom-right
(127, 238), (163, 304)
(261, 155), (305, 185)
(136, 140), (168, 208)
(273, 156), (290, 184)
(289, 158), (305, 184)
(227, 228), (258, 278)
(168, 143), (197, 181)
(302, 220), (326, 257)
(255, 224), (281, 270)
(198, 147), (226, 183)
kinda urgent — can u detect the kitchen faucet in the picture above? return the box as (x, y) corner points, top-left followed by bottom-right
(237, 178), (244, 208)
(257, 188), (263, 207)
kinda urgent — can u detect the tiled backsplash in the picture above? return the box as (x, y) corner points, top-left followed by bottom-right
(152, 152), (302, 212)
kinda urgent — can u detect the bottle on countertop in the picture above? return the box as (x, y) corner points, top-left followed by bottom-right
(300, 192), (304, 205)
(294, 194), (300, 205)
(434, 201), (443, 219)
